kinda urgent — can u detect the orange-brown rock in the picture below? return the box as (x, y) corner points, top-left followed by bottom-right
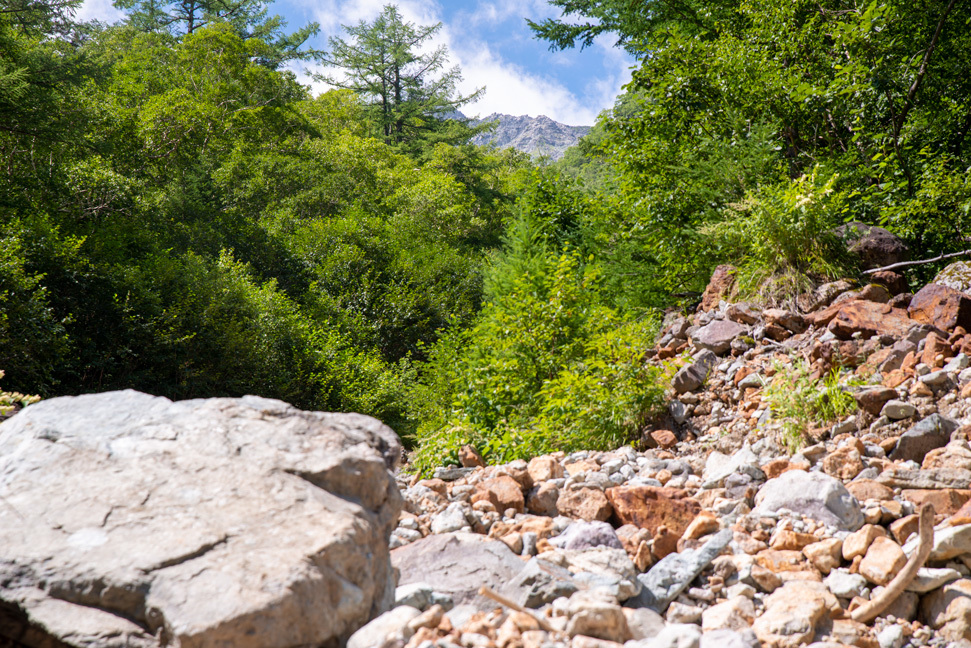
(652, 525), (680, 559)
(473, 475), (525, 515)
(843, 524), (887, 561)
(902, 489), (970, 516)
(756, 549), (809, 573)
(556, 487), (612, 521)
(803, 538), (843, 575)
(700, 264), (737, 311)
(859, 536), (907, 586)
(827, 619), (880, 648)
(682, 511), (720, 541)
(921, 332), (955, 369)
(827, 300), (914, 340)
(564, 459), (599, 476)
(459, 444), (485, 468)
(765, 322), (792, 341)
(527, 455), (564, 483)
(871, 270), (909, 296)
(948, 498), (971, 526)
(909, 283), (971, 332)
(615, 525), (653, 571)
(651, 429), (678, 449)
(854, 387), (898, 416)
(889, 514), (920, 544)
(526, 481), (559, 516)
(859, 283), (892, 303)
(770, 530), (818, 551)
(822, 446), (865, 481)
(489, 515), (555, 541)
(845, 479), (895, 502)
(495, 460), (533, 491)
(606, 486), (701, 538)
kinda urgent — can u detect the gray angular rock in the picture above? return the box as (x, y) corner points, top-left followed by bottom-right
(690, 320), (749, 355)
(877, 468), (971, 489)
(702, 446), (763, 488)
(754, 470), (863, 531)
(503, 558), (577, 608)
(890, 414), (959, 464)
(549, 520), (623, 551)
(881, 399), (917, 420)
(347, 606), (421, 648)
(392, 532), (525, 612)
(700, 628), (760, 648)
(627, 529), (733, 613)
(0, 390), (403, 648)
(672, 349), (719, 394)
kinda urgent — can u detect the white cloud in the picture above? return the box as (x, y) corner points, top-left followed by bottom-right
(294, 0), (632, 126)
(76, 0), (125, 23)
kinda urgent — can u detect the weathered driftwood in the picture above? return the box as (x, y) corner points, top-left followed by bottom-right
(850, 503), (935, 623)
(863, 249), (971, 274)
(479, 585), (555, 631)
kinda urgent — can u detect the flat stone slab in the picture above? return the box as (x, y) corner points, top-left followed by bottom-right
(392, 532), (525, 612)
(0, 390), (403, 648)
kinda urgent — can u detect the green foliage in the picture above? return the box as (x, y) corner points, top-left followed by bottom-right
(318, 4), (486, 154)
(112, 0), (320, 66)
(0, 5), (537, 444)
(409, 183), (669, 473)
(0, 370), (41, 419)
(706, 170), (857, 302)
(535, 0), (971, 305)
(762, 360), (857, 452)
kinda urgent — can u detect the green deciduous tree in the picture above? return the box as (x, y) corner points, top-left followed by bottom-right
(318, 4), (485, 153)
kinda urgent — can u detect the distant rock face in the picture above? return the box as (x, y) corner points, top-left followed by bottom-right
(0, 390), (403, 648)
(471, 113), (591, 160)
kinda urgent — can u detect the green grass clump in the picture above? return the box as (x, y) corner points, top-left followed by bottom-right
(762, 360), (857, 452)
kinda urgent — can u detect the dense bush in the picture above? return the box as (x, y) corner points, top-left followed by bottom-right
(409, 180), (670, 473)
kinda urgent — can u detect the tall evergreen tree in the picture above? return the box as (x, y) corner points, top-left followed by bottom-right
(111, 0), (319, 66)
(318, 4), (486, 153)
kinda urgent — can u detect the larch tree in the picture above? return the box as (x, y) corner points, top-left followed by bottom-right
(318, 4), (486, 154)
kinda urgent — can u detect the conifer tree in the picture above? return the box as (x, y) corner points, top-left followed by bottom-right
(318, 4), (486, 153)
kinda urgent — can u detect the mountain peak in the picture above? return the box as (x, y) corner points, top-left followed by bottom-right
(470, 113), (590, 160)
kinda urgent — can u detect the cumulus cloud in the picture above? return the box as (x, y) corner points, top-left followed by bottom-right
(76, 0), (125, 23)
(297, 0), (632, 126)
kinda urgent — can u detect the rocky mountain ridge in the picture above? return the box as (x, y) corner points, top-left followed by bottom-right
(470, 113), (590, 160)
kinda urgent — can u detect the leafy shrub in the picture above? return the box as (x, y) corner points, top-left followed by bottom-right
(409, 246), (668, 474)
(704, 169), (856, 304)
(0, 370), (41, 419)
(762, 360), (857, 452)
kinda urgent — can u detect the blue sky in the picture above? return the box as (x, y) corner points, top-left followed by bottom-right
(76, 0), (635, 125)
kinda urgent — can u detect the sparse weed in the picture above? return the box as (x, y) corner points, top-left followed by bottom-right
(762, 360), (857, 452)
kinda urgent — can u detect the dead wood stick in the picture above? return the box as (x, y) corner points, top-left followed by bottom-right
(850, 503), (935, 623)
(478, 586), (555, 632)
(862, 249), (971, 274)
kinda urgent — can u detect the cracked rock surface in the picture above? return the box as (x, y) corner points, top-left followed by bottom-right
(0, 390), (403, 648)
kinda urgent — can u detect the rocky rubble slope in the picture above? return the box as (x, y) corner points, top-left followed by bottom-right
(356, 259), (971, 648)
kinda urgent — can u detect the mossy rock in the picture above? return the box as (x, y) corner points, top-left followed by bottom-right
(934, 261), (971, 294)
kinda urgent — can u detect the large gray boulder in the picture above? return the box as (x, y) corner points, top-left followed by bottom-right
(392, 533), (524, 612)
(690, 320), (749, 355)
(890, 413), (959, 464)
(754, 470), (863, 531)
(0, 390), (403, 648)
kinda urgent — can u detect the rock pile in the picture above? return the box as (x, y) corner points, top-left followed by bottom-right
(362, 262), (971, 648)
